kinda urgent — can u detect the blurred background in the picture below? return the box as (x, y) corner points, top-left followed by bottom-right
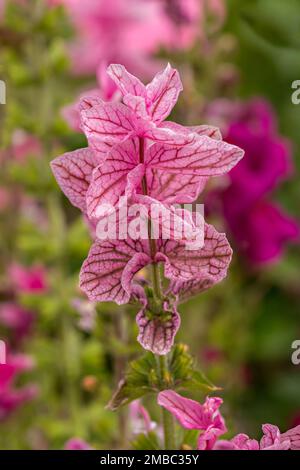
(0, 0), (299, 449)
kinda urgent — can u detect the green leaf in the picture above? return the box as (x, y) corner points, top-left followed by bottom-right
(107, 344), (219, 411)
(106, 353), (160, 411)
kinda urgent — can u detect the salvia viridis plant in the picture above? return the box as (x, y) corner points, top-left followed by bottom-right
(1, 0), (300, 453)
(50, 63), (300, 450)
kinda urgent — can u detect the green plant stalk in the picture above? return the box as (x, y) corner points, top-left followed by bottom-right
(139, 137), (175, 449)
(159, 355), (176, 450)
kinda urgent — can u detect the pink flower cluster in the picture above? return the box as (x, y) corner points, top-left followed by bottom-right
(158, 390), (300, 450)
(51, 63), (244, 355)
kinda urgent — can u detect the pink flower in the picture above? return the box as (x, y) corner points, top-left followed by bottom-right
(62, 62), (120, 132)
(222, 198), (299, 264)
(157, 390), (226, 450)
(52, 63), (243, 354)
(158, 391), (300, 451)
(0, 130), (41, 164)
(215, 424), (298, 450)
(79, 64), (200, 158)
(0, 353), (38, 421)
(9, 263), (47, 294)
(61, 0), (171, 76)
(64, 438), (93, 450)
(53, 64), (243, 218)
(281, 425), (300, 450)
(161, 0), (226, 48)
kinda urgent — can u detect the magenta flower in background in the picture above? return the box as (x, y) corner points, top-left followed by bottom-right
(207, 98), (299, 265)
(0, 302), (34, 341)
(9, 263), (47, 294)
(0, 353), (38, 421)
(222, 197), (299, 264)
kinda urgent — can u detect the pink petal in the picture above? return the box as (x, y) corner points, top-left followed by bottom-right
(231, 433), (259, 450)
(146, 63), (183, 123)
(260, 424), (281, 449)
(107, 64), (146, 98)
(157, 391), (224, 431)
(136, 301), (181, 355)
(147, 136), (244, 176)
(129, 400), (155, 435)
(146, 168), (208, 204)
(161, 121), (222, 141)
(86, 138), (142, 218)
(169, 276), (220, 303)
(197, 425), (226, 450)
(160, 223), (232, 282)
(123, 94), (149, 120)
(281, 425), (300, 450)
(80, 100), (136, 153)
(158, 390), (207, 430)
(144, 123), (196, 146)
(79, 239), (150, 305)
(51, 148), (99, 212)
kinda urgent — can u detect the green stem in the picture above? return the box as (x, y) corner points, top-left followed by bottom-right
(159, 355), (175, 450)
(139, 137), (175, 449)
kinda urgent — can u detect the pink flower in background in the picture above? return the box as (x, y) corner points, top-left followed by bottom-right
(129, 400), (156, 434)
(207, 98), (299, 264)
(160, 0), (226, 47)
(60, 0), (171, 76)
(0, 353), (38, 421)
(62, 63), (120, 132)
(64, 438), (93, 450)
(225, 100), (292, 201)
(0, 302), (34, 341)
(71, 298), (96, 332)
(9, 263), (47, 294)
(0, 130), (41, 164)
(222, 198), (299, 264)
(157, 390), (226, 449)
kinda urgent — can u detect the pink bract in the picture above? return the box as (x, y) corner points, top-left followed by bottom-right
(157, 390), (226, 449)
